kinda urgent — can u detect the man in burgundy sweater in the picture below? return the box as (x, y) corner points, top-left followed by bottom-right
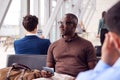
(41, 13), (97, 79)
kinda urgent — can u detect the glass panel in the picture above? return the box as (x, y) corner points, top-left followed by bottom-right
(0, 0), (20, 36)
(30, 0), (45, 27)
(40, 0), (45, 26)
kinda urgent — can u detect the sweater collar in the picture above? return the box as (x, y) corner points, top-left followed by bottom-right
(62, 33), (79, 42)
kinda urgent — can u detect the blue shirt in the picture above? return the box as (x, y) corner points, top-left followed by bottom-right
(14, 35), (51, 54)
(76, 58), (120, 80)
(98, 18), (108, 34)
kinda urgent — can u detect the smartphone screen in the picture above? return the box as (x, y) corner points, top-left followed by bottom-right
(43, 67), (54, 74)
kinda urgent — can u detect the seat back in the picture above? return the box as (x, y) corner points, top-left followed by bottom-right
(7, 54), (47, 70)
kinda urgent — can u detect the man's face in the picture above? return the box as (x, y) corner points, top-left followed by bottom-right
(59, 15), (76, 36)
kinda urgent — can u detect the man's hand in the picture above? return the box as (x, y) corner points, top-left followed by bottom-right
(101, 32), (120, 66)
(41, 70), (53, 78)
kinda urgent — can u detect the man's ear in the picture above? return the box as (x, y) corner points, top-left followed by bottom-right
(117, 37), (120, 49)
(111, 32), (120, 50)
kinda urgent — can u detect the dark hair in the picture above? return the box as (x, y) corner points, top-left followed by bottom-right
(102, 11), (106, 23)
(106, 1), (120, 36)
(102, 11), (106, 18)
(22, 15), (38, 32)
(65, 13), (78, 26)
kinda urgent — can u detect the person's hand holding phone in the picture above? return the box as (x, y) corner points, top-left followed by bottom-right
(41, 67), (54, 78)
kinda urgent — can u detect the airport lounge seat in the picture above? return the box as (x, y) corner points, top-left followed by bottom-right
(7, 54), (47, 70)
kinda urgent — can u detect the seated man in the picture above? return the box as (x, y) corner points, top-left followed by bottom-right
(14, 15), (50, 54)
(41, 13), (97, 79)
(76, 1), (120, 80)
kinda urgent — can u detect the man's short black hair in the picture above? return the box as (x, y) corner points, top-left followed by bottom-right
(65, 13), (78, 26)
(106, 1), (120, 36)
(22, 15), (38, 32)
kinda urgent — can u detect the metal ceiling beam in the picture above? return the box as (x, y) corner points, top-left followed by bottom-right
(0, 0), (12, 29)
(42, 0), (64, 38)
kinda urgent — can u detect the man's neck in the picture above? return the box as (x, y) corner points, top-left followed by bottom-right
(26, 31), (37, 35)
(63, 33), (75, 40)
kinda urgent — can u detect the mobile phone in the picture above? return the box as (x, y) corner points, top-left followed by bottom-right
(43, 67), (54, 74)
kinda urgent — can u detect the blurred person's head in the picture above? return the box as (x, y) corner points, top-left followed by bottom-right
(59, 13), (78, 36)
(102, 11), (106, 18)
(106, 1), (120, 36)
(102, 11), (107, 23)
(22, 15), (38, 33)
(101, 1), (120, 65)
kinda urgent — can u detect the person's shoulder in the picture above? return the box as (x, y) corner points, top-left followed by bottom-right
(41, 38), (50, 41)
(42, 38), (50, 42)
(49, 39), (61, 47)
(78, 37), (94, 47)
(38, 38), (51, 45)
(99, 18), (103, 21)
(14, 37), (25, 44)
(99, 18), (104, 22)
(76, 70), (94, 80)
(79, 36), (92, 44)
